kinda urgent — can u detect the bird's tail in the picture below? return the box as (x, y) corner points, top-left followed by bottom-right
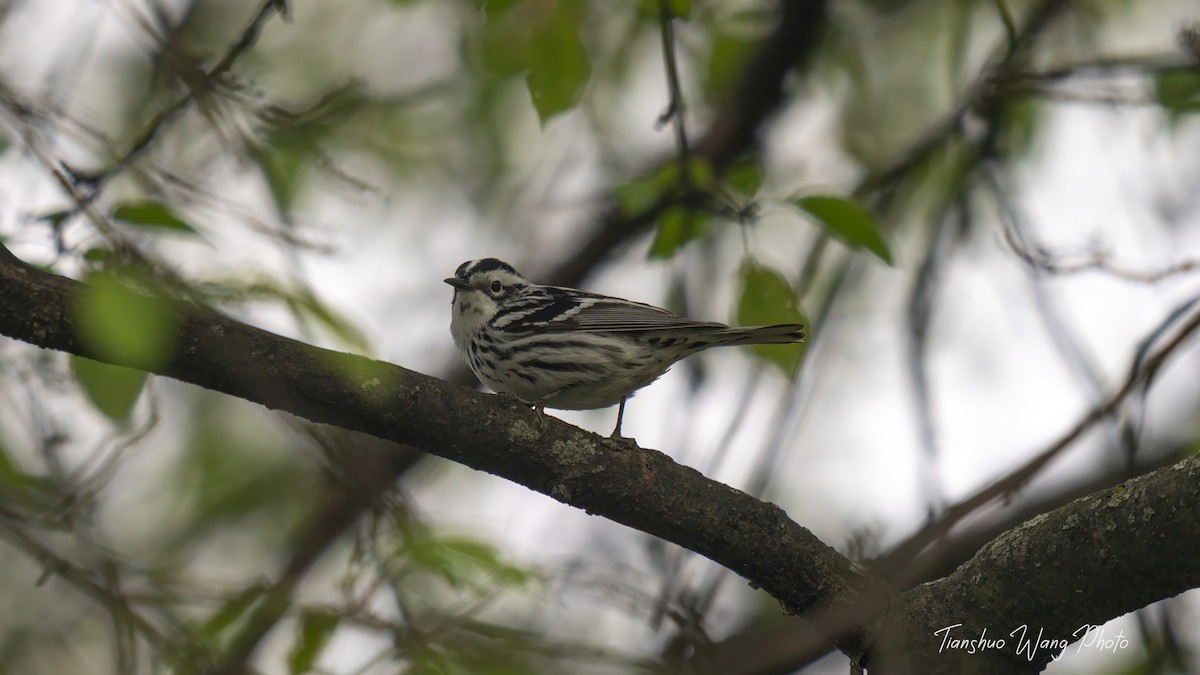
(715, 323), (805, 347)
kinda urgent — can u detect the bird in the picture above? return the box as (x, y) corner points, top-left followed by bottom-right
(445, 258), (805, 439)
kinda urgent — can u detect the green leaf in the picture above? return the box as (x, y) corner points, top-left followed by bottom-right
(112, 200), (198, 235)
(0, 441), (46, 495)
(614, 159), (708, 224)
(724, 155), (765, 196)
(395, 528), (532, 591)
(252, 85), (378, 215)
(478, 11), (530, 78)
(288, 611), (340, 675)
(792, 195), (892, 265)
(524, 3), (591, 125)
(736, 262), (806, 376)
(438, 536), (532, 585)
(614, 163), (679, 215)
(638, 0), (691, 19)
(74, 271), (177, 369)
(474, 0), (524, 14)
(33, 209), (71, 227)
(197, 277), (370, 353)
(686, 157), (714, 190)
(286, 291), (371, 354)
(0, 445), (22, 489)
(71, 355), (148, 422)
(667, 0), (691, 19)
(254, 143), (309, 215)
(945, 0), (974, 88)
(201, 584), (269, 640)
(1000, 98), (1039, 156)
(706, 30), (757, 98)
(1155, 67), (1200, 114)
(165, 413), (318, 552)
(648, 206), (707, 259)
(82, 247), (113, 266)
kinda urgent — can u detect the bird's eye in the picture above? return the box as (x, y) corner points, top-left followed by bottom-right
(489, 280), (504, 294)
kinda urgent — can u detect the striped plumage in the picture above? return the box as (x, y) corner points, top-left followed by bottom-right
(445, 258), (805, 438)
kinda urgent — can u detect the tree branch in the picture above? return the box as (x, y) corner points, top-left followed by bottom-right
(898, 452), (1200, 673)
(873, 298), (1200, 580)
(0, 243), (891, 664)
(681, 446), (1186, 675)
(63, 0), (287, 206)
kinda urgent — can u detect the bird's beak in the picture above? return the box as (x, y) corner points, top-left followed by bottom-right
(444, 277), (471, 290)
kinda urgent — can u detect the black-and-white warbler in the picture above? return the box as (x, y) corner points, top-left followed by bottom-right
(445, 258), (805, 438)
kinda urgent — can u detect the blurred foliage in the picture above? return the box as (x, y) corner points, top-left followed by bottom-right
(1155, 66), (1200, 115)
(195, 582), (272, 646)
(70, 355), (148, 422)
(194, 276), (371, 353)
(385, 523), (534, 593)
(113, 200), (200, 235)
(73, 270), (177, 370)
(723, 154), (765, 198)
(792, 195), (892, 265)
(737, 261), (808, 376)
(288, 610), (341, 674)
(0, 0), (1196, 673)
(703, 7), (769, 99)
(161, 396), (321, 552)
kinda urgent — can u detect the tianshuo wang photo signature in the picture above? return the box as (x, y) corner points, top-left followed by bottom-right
(935, 623), (1132, 662)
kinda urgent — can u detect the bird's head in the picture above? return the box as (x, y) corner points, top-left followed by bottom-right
(445, 258), (532, 336)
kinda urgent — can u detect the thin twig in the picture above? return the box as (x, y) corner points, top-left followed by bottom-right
(905, 206), (958, 513)
(994, 0), (1018, 52)
(997, 156), (1200, 284)
(995, 54), (1190, 84)
(874, 301), (1200, 574)
(0, 518), (184, 662)
(988, 164), (1112, 408)
(657, 0), (698, 237)
(657, 0), (691, 164)
(1003, 220), (1200, 283)
(66, 0), (286, 211)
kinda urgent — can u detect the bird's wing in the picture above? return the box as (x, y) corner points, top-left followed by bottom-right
(537, 289), (728, 333)
(494, 286), (728, 333)
(565, 300), (724, 332)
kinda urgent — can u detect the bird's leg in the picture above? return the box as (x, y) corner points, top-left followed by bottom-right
(610, 397), (631, 442)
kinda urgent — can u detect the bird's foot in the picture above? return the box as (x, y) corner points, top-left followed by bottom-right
(607, 430), (639, 448)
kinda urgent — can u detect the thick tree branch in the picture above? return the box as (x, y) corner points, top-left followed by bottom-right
(897, 452), (1200, 673)
(684, 447), (1187, 675)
